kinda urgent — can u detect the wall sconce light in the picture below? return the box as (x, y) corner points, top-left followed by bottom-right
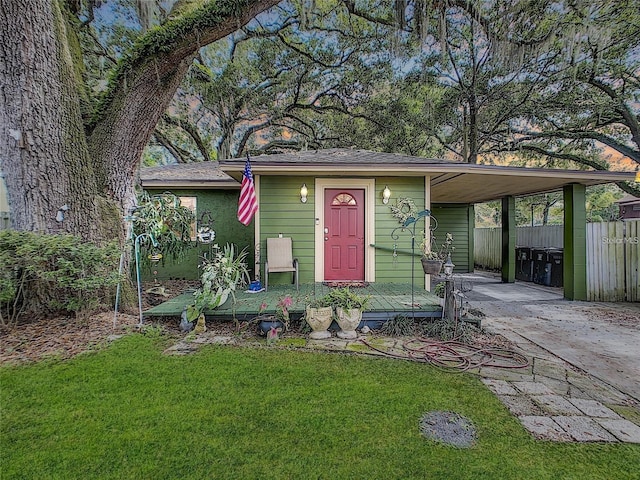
(300, 183), (308, 203)
(443, 253), (455, 278)
(382, 185), (391, 204)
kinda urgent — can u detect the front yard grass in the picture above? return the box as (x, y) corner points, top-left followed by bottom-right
(1, 334), (638, 479)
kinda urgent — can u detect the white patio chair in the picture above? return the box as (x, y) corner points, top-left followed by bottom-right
(265, 237), (299, 292)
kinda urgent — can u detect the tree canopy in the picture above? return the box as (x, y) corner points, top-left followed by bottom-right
(1, 0), (638, 245)
(152, 0), (639, 196)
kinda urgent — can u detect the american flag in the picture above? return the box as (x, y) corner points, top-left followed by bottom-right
(237, 154), (258, 225)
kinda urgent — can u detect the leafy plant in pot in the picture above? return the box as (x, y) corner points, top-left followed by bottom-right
(132, 191), (195, 270)
(421, 233), (454, 275)
(186, 243), (250, 328)
(305, 295), (333, 340)
(257, 295), (293, 339)
(324, 287), (370, 339)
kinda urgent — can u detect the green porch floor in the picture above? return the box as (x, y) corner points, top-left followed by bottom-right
(144, 283), (442, 324)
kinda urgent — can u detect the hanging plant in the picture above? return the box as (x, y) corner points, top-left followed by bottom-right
(132, 191), (195, 270)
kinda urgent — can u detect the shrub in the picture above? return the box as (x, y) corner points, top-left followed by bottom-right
(420, 319), (477, 344)
(380, 315), (417, 336)
(0, 231), (122, 326)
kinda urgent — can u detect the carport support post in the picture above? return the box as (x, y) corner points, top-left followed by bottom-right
(501, 196), (516, 283)
(563, 184), (587, 300)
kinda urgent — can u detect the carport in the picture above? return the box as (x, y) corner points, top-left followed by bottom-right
(424, 163), (636, 300)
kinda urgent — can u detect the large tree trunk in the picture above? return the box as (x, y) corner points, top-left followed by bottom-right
(87, 0), (282, 219)
(1, 0), (281, 243)
(0, 0), (116, 241)
(87, 53), (196, 221)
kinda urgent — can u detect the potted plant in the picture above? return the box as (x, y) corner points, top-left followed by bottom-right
(325, 287), (370, 339)
(421, 232), (454, 275)
(132, 191), (195, 270)
(305, 295), (333, 339)
(186, 243), (250, 325)
(257, 295), (292, 337)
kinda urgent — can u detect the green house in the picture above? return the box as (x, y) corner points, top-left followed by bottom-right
(141, 148), (634, 299)
(140, 163), (255, 280)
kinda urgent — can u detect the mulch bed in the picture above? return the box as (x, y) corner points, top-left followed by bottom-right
(0, 279), (518, 366)
(0, 312), (141, 365)
(0, 280), (198, 365)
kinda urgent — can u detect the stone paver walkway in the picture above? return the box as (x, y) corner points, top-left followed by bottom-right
(163, 330), (640, 443)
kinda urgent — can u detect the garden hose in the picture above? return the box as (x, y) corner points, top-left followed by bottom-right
(360, 337), (529, 372)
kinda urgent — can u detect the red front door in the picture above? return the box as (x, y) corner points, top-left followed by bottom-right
(324, 189), (365, 281)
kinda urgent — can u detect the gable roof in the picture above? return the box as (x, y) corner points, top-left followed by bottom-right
(140, 162), (237, 189)
(140, 149), (637, 204)
(221, 148), (454, 167)
(616, 194), (640, 206)
(219, 148), (636, 204)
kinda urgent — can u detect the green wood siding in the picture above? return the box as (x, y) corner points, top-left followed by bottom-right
(143, 188), (253, 280)
(374, 177), (427, 286)
(430, 204), (473, 273)
(258, 175), (474, 287)
(259, 176), (316, 285)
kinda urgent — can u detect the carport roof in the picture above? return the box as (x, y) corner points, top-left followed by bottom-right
(220, 149), (637, 204)
(142, 149), (637, 204)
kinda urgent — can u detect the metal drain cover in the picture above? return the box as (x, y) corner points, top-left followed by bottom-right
(419, 411), (476, 448)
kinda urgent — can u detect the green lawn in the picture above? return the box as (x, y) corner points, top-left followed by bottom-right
(1, 334), (638, 479)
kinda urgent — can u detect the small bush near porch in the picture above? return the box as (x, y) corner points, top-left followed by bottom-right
(2, 335), (638, 479)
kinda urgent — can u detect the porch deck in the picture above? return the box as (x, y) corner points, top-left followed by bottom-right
(144, 282), (442, 326)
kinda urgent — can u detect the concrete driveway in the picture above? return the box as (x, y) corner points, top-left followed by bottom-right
(458, 271), (640, 402)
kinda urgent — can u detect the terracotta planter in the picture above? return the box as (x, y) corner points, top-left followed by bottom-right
(336, 307), (362, 339)
(305, 306), (333, 339)
(421, 258), (443, 275)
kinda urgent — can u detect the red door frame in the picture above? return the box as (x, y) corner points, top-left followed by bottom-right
(324, 188), (365, 281)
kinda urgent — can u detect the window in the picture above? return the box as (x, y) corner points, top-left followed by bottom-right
(179, 196), (197, 241)
(331, 193), (357, 205)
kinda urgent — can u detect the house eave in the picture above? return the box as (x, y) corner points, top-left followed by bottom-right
(219, 156), (635, 204)
(141, 180), (239, 189)
(142, 150), (635, 205)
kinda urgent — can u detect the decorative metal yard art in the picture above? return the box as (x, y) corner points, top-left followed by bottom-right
(113, 209), (136, 328)
(196, 211), (215, 244)
(134, 232), (159, 327)
(113, 208), (159, 328)
(390, 209), (432, 320)
(196, 210), (216, 266)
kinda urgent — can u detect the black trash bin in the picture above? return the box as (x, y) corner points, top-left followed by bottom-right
(516, 246), (534, 282)
(547, 248), (563, 287)
(532, 248), (550, 285)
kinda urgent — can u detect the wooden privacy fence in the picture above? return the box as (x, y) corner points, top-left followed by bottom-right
(474, 227), (501, 270)
(517, 225), (563, 248)
(474, 225), (564, 270)
(474, 220), (640, 301)
(586, 221), (639, 302)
